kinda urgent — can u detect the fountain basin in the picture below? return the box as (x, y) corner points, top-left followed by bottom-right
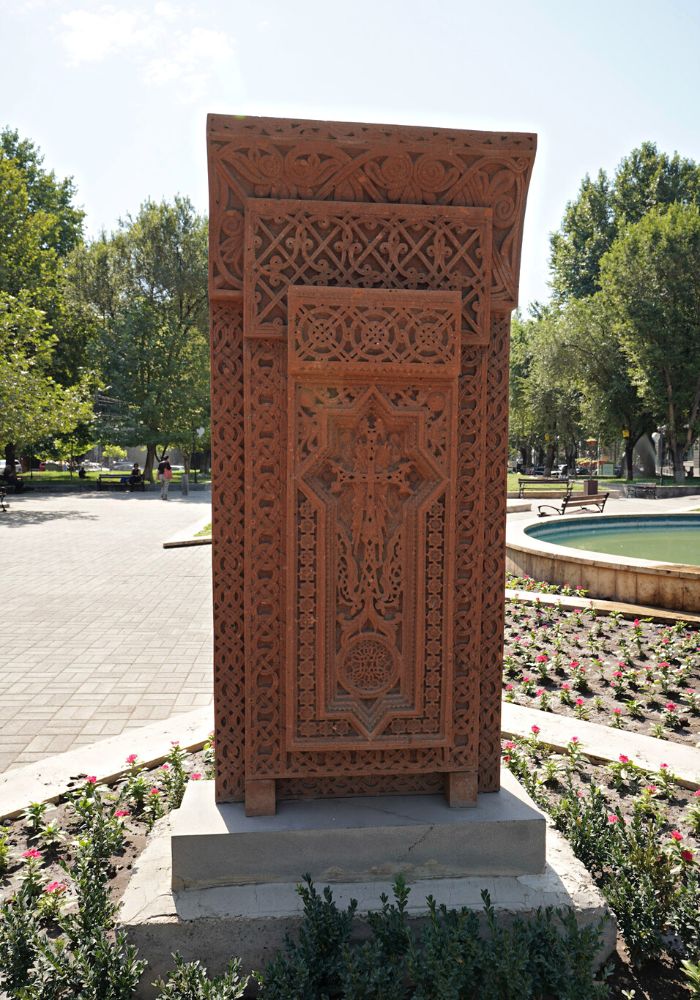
(506, 514), (700, 613)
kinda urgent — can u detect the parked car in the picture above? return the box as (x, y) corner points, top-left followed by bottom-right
(111, 461), (134, 471)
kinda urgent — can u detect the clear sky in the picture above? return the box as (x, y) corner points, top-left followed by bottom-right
(2, 0), (699, 310)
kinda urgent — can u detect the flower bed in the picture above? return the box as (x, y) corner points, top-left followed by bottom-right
(504, 732), (700, 998)
(504, 576), (700, 744)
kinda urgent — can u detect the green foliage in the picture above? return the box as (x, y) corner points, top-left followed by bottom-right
(259, 876), (607, 999)
(153, 954), (250, 999)
(70, 196), (209, 478)
(600, 203), (700, 479)
(0, 826), (9, 873)
(550, 141), (700, 301)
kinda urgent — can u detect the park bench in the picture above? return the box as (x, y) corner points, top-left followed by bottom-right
(518, 477), (573, 499)
(626, 483), (657, 499)
(97, 473), (146, 492)
(538, 493), (609, 517)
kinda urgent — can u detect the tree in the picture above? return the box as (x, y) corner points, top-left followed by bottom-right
(70, 197), (210, 481)
(0, 129), (93, 472)
(557, 297), (653, 480)
(0, 293), (93, 456)
(550, 143), (700, 301)
(600, 204), (700, 482)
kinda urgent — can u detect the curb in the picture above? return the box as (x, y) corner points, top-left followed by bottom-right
(0, 706), (213, 821)
(162, 515), (212, 549)
(505, 587), (700, 624)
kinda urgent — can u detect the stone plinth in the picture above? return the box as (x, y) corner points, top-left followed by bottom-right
(171, 771), (546, 890)
(120, 770), (614, 999)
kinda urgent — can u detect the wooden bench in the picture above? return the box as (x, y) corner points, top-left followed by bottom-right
(626, 483), (657, 499)
(538, 493), (609, 517)
(97, 473), (146, 492)
(518, 477), (573, 499)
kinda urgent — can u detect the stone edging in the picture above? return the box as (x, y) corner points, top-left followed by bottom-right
(0, 706), (213, 821)
(505, 587), (700, 624)
(162, 516), (212, 549)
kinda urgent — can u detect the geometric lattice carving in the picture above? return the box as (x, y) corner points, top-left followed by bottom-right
(286, 287), (460, 753)
(207, 114), (536, 813)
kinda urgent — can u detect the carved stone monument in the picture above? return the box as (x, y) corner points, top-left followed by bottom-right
(208, 115), (536, 817)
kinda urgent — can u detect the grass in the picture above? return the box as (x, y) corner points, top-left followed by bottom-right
(506, 471), (700, 494)
(195, 522), (212, 537)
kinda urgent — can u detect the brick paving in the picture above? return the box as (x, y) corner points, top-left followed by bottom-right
(0, 490), (212, 772)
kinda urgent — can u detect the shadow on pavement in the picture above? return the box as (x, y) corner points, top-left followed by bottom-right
(0, 509), (99, 527)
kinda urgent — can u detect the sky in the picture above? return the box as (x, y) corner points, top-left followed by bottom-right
(2, 0), (699, 310)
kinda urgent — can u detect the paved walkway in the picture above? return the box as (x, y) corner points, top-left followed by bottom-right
(0, 490), (212, 772)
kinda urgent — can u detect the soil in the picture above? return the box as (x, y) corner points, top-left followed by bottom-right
(504, 592), (700, 746)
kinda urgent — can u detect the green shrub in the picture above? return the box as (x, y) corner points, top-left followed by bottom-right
(153, 954), (250, 999)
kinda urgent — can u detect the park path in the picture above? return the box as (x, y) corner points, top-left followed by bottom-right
(0, 490), (212, 773)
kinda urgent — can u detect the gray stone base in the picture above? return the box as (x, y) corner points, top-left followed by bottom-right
(171, 771), (546, 888)
(120, 773), (616, 998)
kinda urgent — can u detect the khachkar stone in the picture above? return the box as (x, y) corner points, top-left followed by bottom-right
(207, 115), (536, 816)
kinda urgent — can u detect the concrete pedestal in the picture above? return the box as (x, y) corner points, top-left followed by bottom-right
(171, 770), (545, 889)
(120, 772), (615, 997)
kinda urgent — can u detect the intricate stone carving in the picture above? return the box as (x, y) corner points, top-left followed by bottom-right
(207, 115), (536, 813)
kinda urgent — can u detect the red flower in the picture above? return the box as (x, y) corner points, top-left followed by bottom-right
(569, 659), (580, 668)
(149, 787), (160, 796)
(570, 736), (580, 744)
(618, 755), (629, 764)
(86, 776), (97, 784)
(660, 763), (669, 770)
(612, 708), (622, 715)
(126, 754), (137, 765)
(670, 830), (683, 841)
(694, 790), (700, 798)
(665, 702), (677, 712)
(44, 881), (66, 894)
(681, 849), (694, 863)
(575, 697), (584, 706)
(114, 809), (130, 818)
(190, 772), (202, 781)
(607, 814), (618, 824)
(531, 725), (540, 735)
(22, 848), (42, 860)
(505, 683), (514, 691)
(504, 741), (516, 750)
(536, 654), (548, 663)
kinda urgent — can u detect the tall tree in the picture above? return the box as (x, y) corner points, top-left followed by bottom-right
(71, 197), (210, 480)
(600, 204), (700, 482)
(550, 142), (700, 301)
(0, 129), (93, 472)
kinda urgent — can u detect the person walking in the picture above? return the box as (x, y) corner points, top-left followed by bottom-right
(157, 455), (172, 500)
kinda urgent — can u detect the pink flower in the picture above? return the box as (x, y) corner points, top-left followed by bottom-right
(681, 849), (694, 863)
(693, 790), (700, 798)
(607, 814), (618, 824)
(536, 654), (548, 663)
(536, 688), (544, 697)
(149, 787), (160, 796)
(505, 683), (514, 691)
(670, 830), (683, 841)
(114, 809), (130, 818)
(170, 740), (180, 746)
(570, 736), (580, 744)
(44, 881), (66, 894)
(575, 697), (584, 706)
(619, 755), (630, 764)
(22, 848), (42, 860)
(633, 618), (640, 626)
(645, 785), (658, 794)
(86, 776), (97, 784)
(161, 763), (170, 771)
(522, 675), (532, 683)
(613, 670), (623, 679)
(658, 661), (670, 669)
(569, 659), (580, 668)
(612, 708), (622, 715)
(504, 741), (516, 750)
(660, 763), (669, 770)
(665, 702), (677, 711)
(531, 725), (540, 735)
(190, 772), (202, 781)
(561, 683), (571, 692)
(126, 753), (138, 765)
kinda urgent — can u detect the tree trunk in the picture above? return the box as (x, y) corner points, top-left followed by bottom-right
(624, 441), (634, 481)
(544, 445), (555, 475)
(3, 442), (16, 478)
(668, 437), (686, 483)
(143, 443), (157, 483)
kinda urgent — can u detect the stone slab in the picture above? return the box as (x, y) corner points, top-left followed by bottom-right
(121, 799), (615, 998)
(171, 770), (546, 889)
(162, 515), (212, 548)
(0, 706), (212, 820)
(505, 587), (700, 625)
(501, 702), (700, 788)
